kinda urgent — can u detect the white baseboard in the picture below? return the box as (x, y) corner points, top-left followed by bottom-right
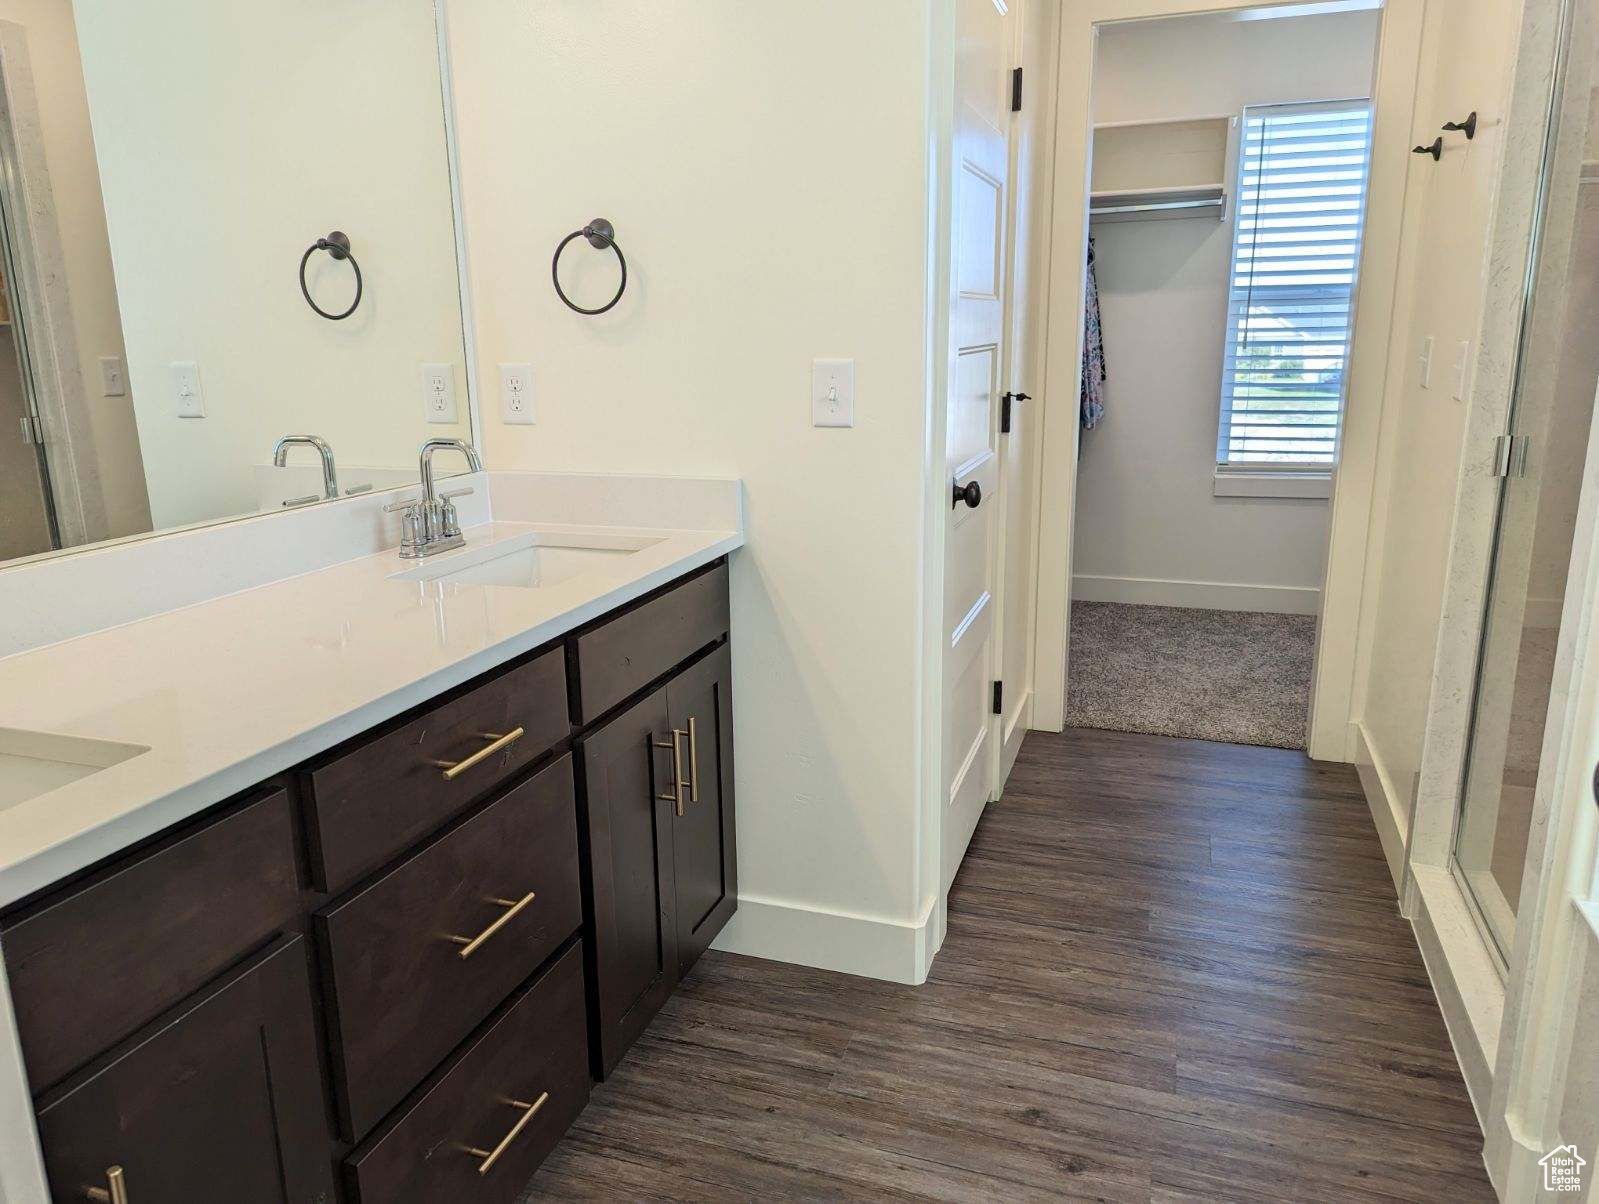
(1352, 722), (1410, 894)
(1409, 864), (1504, 1126)
(1071, 573), (1321, 615)
(711, 892), (936, 985)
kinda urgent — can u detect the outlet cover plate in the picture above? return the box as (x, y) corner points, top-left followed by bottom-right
(499, 363), (535, 425)
(422, 363), (458, 424)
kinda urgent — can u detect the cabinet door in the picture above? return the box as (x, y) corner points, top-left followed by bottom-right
(578, 684), (678, 1078)
(35, 935), (336, 1204)
(667, 644), (738, 974)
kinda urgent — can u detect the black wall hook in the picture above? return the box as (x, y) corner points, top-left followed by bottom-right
(1443, 111), (1479, 139)
(300, 230), (363, 321)
(1412, 136), (1443, 161)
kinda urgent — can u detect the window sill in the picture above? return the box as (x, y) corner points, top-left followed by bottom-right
(1213, 470), (1332, 500)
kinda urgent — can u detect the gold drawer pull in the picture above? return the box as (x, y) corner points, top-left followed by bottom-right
(433, 727), (525, 781)
(460, 1092), (549, 1175)
(653, 729), (688, 816)
(85, 1166), (128, 1204)
(448, 892), (536, 959)
(687, 716), (700, 804)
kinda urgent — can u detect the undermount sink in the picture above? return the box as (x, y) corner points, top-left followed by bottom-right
(389, 530), (665, 590)
(0, 728), (149, 813)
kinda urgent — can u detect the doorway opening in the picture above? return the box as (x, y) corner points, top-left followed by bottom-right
(1063, 6), (1381, 751)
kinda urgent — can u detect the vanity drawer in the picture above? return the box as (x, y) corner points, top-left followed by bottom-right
(305, 647), (569, 892)
(575, 561), (729, 722)
(345, 940), (590, 1204)
(2, 788), (303, 1093)
(318, 755), (582, 1140)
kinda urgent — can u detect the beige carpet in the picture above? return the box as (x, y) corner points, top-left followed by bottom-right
(1065, 601), (1316, 750)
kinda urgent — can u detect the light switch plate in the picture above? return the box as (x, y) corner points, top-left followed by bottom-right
(499, 363), (535, 424)
(421, 363), (458, 424)
(99, 356), (126, 397)
(171, 361), (204, 418)
(1418, 336), (1434, 389)
(811, 358), (855, 428)
(1453, 339), (1472, 402)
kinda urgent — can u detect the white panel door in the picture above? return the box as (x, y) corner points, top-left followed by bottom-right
(943, 0), (1010, 892)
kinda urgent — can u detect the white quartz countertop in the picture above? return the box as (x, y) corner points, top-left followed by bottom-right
(0, 490), (741, 907)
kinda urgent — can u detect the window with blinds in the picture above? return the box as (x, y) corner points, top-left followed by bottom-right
(1217, 100), (1374, 468)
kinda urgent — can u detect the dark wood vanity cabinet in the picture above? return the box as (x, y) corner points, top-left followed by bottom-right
(34, 936), (337, 1204)
(2, 558), (735, 1202)
(581, 640), (736, 1078)
(667, 644), (737, 974)
(581, 684), (681, 1078)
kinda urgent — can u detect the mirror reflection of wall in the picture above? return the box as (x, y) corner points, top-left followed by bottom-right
(0, 0), (470, 568)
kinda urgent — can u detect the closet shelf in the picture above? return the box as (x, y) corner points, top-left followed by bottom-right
(1089, 184), (1226, 224)
(1089, 114), (1237, 224)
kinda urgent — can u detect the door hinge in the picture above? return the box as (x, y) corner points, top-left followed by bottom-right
(1011, 67), (1023, 113)
(992, 681), (1004, 715)
(1001, 391), (1030, 435)
(18, 414), (42, 445)
(1492, 433), (1530, 478)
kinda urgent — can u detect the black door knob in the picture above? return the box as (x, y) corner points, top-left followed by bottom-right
(953, 479), (981, 509)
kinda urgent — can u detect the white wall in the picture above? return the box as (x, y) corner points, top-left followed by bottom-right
(0, 0), (146, 542)
(1072, 10), (1379, 615)
(446, 1), (937, 979)
(72, 0), (469, 530)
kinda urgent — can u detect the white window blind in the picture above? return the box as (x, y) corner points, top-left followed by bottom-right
(1218, 100), (1374, 467)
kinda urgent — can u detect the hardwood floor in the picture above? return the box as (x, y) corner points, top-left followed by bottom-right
(524, 729), (1492, 1201)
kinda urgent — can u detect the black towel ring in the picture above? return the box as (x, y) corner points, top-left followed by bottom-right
(552, 218), (627, 315)
(300, 231), (363, 321)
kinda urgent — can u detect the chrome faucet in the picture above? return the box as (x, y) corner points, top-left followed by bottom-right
(272, 435), (339, 500)
(385, 438), (483, 559)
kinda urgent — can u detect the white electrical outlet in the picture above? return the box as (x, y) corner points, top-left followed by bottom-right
(171, 361), (204, 418)
(499, 363), (535, 425)
(421, 363), (458, 424)
(99, 356), (126, 397)
(1418, 336), (1434, 389)
(811, 358), (855, 428)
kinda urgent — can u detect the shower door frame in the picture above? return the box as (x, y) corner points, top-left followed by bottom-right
(1443, 0), (1586, 974)
(0, 22), (104, 554)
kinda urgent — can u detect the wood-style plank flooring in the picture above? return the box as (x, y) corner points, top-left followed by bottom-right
(525, 729), (1491, 1201)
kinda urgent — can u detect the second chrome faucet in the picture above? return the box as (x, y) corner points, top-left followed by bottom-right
(385, 438), (483, 559)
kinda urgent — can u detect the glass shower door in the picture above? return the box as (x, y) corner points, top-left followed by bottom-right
(1453, 14), (1599, 963)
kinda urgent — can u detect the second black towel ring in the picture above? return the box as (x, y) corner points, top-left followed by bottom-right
(552, 218), (627, 315)
(300, 231), (363, 321)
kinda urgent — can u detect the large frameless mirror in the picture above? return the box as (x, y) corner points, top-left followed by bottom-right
(0, 0), (473, 569)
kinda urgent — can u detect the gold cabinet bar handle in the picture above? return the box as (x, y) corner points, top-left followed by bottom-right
(687, 716), (700, 805)
(653, 730), (686, 816)
(447, 892), (536, 959)
(433, 727), (525, 781)
(86, 1167), (128, 1204)
(460, 1092), (549, 1176)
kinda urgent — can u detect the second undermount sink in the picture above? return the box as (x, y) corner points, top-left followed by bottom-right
(389, 530), (665, 590)
(0, 728), (149, 814)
